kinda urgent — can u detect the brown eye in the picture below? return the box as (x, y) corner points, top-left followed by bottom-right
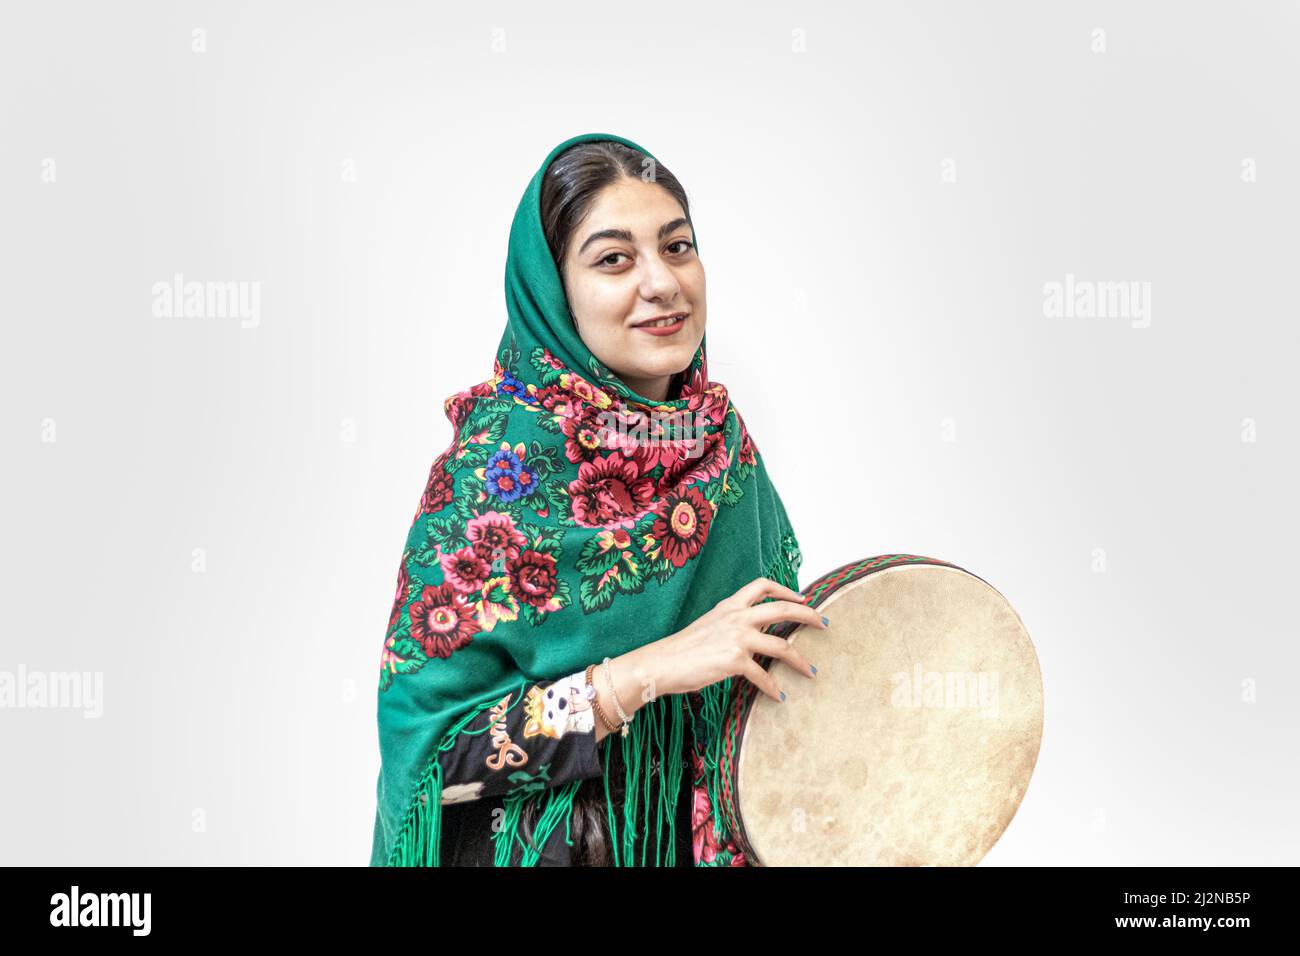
(599, 252), (628, 267)
(667, 240), (694, 255)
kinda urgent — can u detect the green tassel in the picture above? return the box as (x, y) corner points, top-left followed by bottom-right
(597, 690), (690, 867)
(696, 677), (733, 857)
(764, 529), (803, 593)
(619, 703), (643, 865)
(661, 690), (685, 867)
(601, 740), (619, 866)
(385, 680), (530, 867)
(493, 779), (583, 866)
(640, 696), (655, 866)
(492, 794), (525, 867)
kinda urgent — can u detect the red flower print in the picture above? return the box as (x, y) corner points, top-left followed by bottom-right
(737, 417), (757, 466)
(561, 415), (605, 464)
(567, 376), (599, 404)
(558, 372), (613, 410)
(408, 583), (481, 659)
(535, 384), (582, 420)
(692, 784), (723, 865)
(651, 486), (713, 567)
(598, 407), (683, 473)
(657, 430), (727, 494)
(689, 746), (748, 866)
(567, 452), (657, 530)
(444, 392), (478, 433)
(440, 546), (491, 593)
(387, 562), (409, 633)
(509, 549), (559, 609)
(465, 511), (527, 565)
(681, 384), (728, 425)
(418, 458), (455, 517)
(679, 359), (709, 400)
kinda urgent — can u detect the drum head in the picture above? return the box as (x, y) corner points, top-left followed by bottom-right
(735, 563), (1043, 866)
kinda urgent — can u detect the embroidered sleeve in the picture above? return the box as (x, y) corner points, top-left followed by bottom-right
(438, 670), (603, 805)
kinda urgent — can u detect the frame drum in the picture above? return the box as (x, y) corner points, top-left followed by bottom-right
(719, 555), (1044, 866)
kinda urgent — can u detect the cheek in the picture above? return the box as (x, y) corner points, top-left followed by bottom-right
(584, 283), (639, 330)
(567, 275), (615, 319)
(676, 266), (705, 304)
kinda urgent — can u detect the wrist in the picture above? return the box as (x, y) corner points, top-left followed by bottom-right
(588, 644), (675, 743)
(619, 644), (667, 704)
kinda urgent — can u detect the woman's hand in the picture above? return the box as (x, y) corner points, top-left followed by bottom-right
(629, 576), (827, 703)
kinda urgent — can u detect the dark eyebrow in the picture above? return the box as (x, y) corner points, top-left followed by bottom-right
(576, 217), (692, 257)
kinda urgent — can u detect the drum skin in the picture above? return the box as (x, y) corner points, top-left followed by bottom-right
(724, 555), (1044, 867)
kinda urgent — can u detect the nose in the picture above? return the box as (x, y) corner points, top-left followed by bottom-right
(637, 254), (682, 305)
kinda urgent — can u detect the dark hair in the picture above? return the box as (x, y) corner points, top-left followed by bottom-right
(539, 139), (695, 403)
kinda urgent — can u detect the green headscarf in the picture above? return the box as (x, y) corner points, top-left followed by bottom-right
(371, 131), (802, 866)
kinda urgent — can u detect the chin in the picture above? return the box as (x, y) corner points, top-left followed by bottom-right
(641, 352), (695, 378)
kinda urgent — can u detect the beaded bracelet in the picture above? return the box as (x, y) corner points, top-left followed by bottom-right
(601, 656), (633, 737)
(584, 663), (621, 735)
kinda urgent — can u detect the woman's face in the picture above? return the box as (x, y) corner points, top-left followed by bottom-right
(559, 176), (705, 403)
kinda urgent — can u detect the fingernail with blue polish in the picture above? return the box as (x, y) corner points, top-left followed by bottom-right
(821, 616), (829, 626)
(811, 664), (817, 676)
(779, 691), (786, 701)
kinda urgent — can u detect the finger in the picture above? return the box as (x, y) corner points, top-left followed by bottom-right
(741, 599), (828, 633)
(732, 576), (808, 608)
(745, 632), (816, 679)
(739, 656), (784, 703)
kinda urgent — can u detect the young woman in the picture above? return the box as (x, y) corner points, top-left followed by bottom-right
(371, 132), (824, 867)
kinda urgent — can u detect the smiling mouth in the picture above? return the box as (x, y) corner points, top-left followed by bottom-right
(632, 312), (688, 329)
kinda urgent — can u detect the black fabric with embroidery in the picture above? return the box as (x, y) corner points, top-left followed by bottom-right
(438, 687), (698, 866)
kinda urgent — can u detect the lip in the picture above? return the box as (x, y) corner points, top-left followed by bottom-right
(632, 312), (688, 336)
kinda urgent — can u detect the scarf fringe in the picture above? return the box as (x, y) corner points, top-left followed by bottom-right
(493, 778), (583, 866)
(385, 680), (533, 867)
(766, 529), (804, 593)
(385, 529), (800, 867)
(590, 688), (692, 866)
